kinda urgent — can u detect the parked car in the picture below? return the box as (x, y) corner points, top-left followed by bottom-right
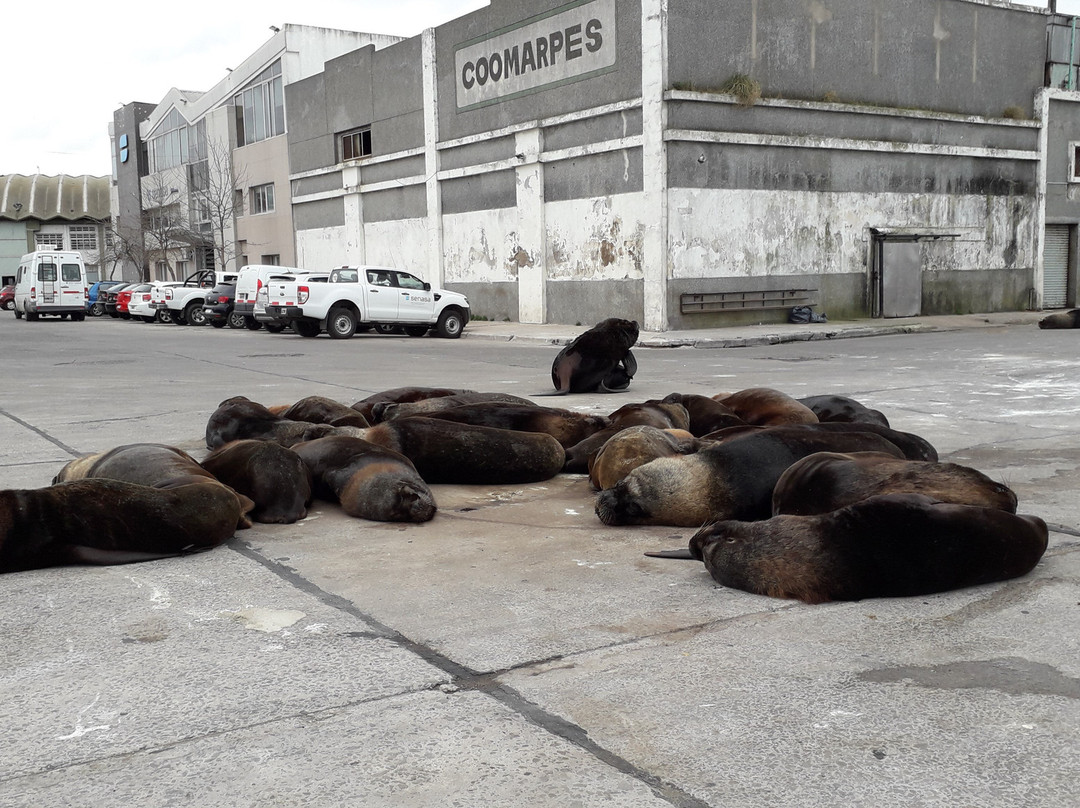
(136, 281), (184, 323)
(104, 283), (138, 318)
(202, 283), (245, 329)
(116, 283), (152, 319)
(0, 284), (14, 311)
(87, 281), (126, 316)
(127, 282), (174, 323)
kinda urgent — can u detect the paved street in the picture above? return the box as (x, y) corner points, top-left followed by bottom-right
(1, 312), (1078, 807)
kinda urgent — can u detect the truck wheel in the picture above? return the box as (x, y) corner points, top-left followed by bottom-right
(404, 326), (428, 337)
(293, 319), (321, 338)
(185, 302), (207, 327)
(172, 308), (187, 325)
(244, 316), (262, 331)
(435, 308), (465, 339)
(227, 310), (246, 329)
(155, 310), (172, 324)
(328, 306), (357, 339)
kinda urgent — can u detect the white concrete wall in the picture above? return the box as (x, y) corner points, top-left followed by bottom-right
(364, 219), (431, 277)
(441, 208), (520, 284)
(296, 226), (348, 270)
(545, 194), (648, 281)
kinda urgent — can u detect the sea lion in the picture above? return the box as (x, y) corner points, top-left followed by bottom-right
(548, 318), (640, 394)
(595, 426), (905, 527)
(1038, 309), (1080, 329)
(371, 392), (536, 423)
(205, 396), (365, 449)
(422, 402), (610, 449)
(564, 426), (624, 474)
(291, 436), (436, 523)
(362, 417), (566, 484)
(0, 478), (243, 573)
(700, 421), (938, 463)
(796, 394), (890, 427)
(714, 388), (819, 426)
(588, 426), (699, 491)
(351, 387), (473, 422)
(200, 440), (313, 524)
(661, 393), (747, 436)
(54, 442), (255, 529)
(280, 396), (370, 428)
(607, 400), (691, 431)
(687, 493), (1049, 603)
(771, 451), (1018, 516)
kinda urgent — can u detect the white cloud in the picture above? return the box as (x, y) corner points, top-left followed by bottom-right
(2, 0), (488, 177)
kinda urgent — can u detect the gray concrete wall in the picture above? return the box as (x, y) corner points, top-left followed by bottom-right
(546, 279), (644, 326)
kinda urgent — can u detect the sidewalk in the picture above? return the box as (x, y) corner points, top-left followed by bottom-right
(462, 310), (1049, 347)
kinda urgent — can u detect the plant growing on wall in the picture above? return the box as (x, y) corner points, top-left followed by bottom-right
(720, 74), (761, 108)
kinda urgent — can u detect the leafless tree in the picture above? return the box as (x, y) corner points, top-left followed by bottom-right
(141, 170), (202, 281)
(191, 137), (247, 274)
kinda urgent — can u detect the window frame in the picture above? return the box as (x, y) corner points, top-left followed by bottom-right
(339, 127), (372, 162)
(250, 183), (276, 215)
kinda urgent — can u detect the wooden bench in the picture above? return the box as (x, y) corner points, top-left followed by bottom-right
(679, 288), (818, 314)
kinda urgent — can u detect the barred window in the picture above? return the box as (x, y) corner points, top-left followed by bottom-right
(340, 128), (372, 162)
(251, 183), (275, 215)
(35, 233), (64, 249)
(70, 225), (97, 250)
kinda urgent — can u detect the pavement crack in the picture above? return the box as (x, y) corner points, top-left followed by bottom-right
(0, 406), (81, 457)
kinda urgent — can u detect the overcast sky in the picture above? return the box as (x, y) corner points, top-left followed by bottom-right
(0, 0), (1069, 178)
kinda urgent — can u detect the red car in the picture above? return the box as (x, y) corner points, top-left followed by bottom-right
(116, 283), (151, 319)
(0, 284), (14, 311)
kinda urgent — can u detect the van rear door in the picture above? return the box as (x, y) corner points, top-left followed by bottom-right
(37, 258), (58, 304)
(59, 259), (84, 306)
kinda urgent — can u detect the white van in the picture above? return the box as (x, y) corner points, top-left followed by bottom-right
(13, 251), (88, 321)
(234, 264), (307, 328)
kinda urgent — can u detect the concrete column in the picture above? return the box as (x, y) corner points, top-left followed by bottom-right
(1033, 87), (1049, 310)
(516, 127), (545, 323)
(342, 164), (365, 265)
(641, 0), (669, 332)
(422, 28), (445, 289)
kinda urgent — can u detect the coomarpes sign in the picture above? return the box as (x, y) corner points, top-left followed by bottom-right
(455, 0), (617, 110)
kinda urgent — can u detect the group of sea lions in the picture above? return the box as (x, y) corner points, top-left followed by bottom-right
(0, 316), (1051, 606)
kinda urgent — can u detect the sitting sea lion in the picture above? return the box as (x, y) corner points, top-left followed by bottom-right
(200, 440), (313, 524)
(687, 493), (1049, 603)
(291, 435), (436, 523)
(548, 318), (640, 394)
(771, 451), (1018, 516)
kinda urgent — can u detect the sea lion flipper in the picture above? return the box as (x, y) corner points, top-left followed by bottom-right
(643, 548), (696, 560)
(65, 545), (184, 566)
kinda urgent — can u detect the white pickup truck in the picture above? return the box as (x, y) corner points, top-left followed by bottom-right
(263, 265), (470, 339)
(155, 269), (239, 326)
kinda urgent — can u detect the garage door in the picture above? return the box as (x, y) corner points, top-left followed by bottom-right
(1044, 225), (1070, 308)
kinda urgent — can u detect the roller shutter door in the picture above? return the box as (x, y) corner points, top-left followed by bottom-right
(1044, 225), (1069, 308)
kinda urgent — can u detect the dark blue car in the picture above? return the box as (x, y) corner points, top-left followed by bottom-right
(87, 281), (128, 316)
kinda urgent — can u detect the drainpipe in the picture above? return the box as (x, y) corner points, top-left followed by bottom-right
(1070, 16), (1076, 90)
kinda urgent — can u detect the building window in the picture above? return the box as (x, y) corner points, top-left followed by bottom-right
(251, 183), (275, 215)
(69, 225), (97, 250)
(260, 254), (280, 265)
(234, 61), (285, 147)
(235, 189), (246, 216)
(1071, 142), (1080, 182)
(340, 128), (372, 162)
(147, 109), (205, 173)
(35, 232), (64, 249)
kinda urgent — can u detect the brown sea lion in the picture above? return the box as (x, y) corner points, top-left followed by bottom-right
(371, 392), (536, 422)
(564, 426), (624, 474)
(771, 451), (1018, 516)
(607, 400), (691, 431)
(362, 417), (565, 484)
(547, 318), (639, 394)
(588, 426), (699, 491)
(0, 478), (244, 573)
(1038, 309), (1080, 329)
(280, 396), (370, 428)
(422, 402), (609, 449)
(54, 442), (255, 529)
(661, 393), (747, 436)
(200, 440), (313, 524)
(700, 421), (938, 463)
(595, 426), (905, 527)
(714, 388), (819, 426)
(351, 387), (474, 422)
(205, 396), (365, 449)
(291, 436), (436, 523)
(687, 493), (1049, 603)
(796, 394), (890, 427)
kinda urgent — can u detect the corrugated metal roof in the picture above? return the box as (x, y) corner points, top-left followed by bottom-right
(0, 174), (111, 222)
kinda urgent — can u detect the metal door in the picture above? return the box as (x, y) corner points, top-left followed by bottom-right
(37, 258), (59, 304)
(1044, 225), (1070, 309)
(881, 240), (922, 318)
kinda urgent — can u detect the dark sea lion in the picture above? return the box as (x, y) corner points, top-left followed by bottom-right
(200, 440), (313, 524)
(771, 451), (1018, 516)
(688, 493), (1049, 603)
(547, 318), (640, 394)
(595, 426), (905, 527)
(291, 436), (436, 523)
(661, 393), (747, 436)
(714, 388), (819, 426)
(607, 400), (691, 431)
(372, 392), (536, 422)
(0, 478), (244, 573)
(564, 426), (623, 473)
(1038, 309), (1080, 329)
(700, 421), (937, 463)
(796, 394), (890, 427)
(588, 426), (699, 491)
(362, 417), (565, 484)
(280, 396), (370, 428)
(54, 442), (255, 529)
(205, 396), (364, 449)
(422, 402), (609, 448)
(351, 387), (473, 422)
